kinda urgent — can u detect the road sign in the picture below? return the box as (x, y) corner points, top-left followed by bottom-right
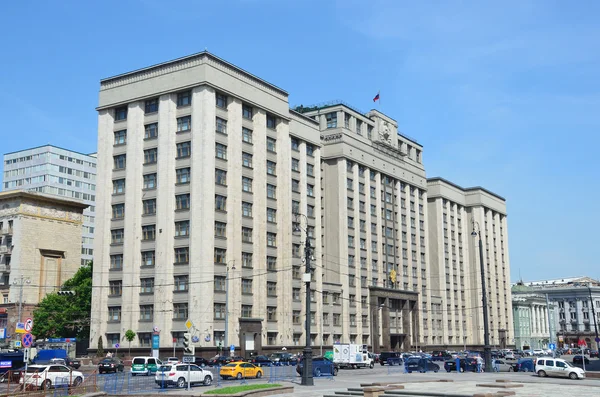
(192, 335), (200, 343)
(24, 318), (33, 333)
(47, 338), (76, 343)
(185, 319), (193, 330)
(22, 333), (33, 348)
(0, 361), (11, 368)
(548, 343), (556, 350)
(230, 344), (235, 352)
(114, 343), (120, 349)
(182, 356), (194, 363)
(15, 322), (26, 334)
(24, 348), (30, 362)
(14, 341), (21, 348)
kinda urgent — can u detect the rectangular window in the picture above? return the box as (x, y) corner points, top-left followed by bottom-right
(242, 201), (253, 217)
(176, 167), (191, 184)
(142, 250), (155, 267)
(307, 184), (314, 197)
(291, 137), (300, 151)
(143, 148), (157, 164)
(113, 154), (126, 170)
(215, 143), (227, 160)
(175, 220), (190, 237)
(242, 252), (253, 268)
(143, 173), (157, 189)
(242, 127), (253, 143)
(110, 254), (123, 270)
(267, 137), (276, 152)
(111, 229), (124, 244)
(114, 130), (126, 145)
(142, 224), (156, 241)
(175, 247), (189, 264)
(108, 306), (121, 321)
(215, 195), (227, 211)
(267, 160), (277, 176)
(112, 204), (124, 219)
(307, 204), (315, 217)
(177, 91), (191, 107)
(267, 282), (277, 296)
(177, 116), (191, 132)
(266, 114), (276, 129)
(113, 179), (125, 194)
(291, 158), (300, 172)
(216, 93), (227, 108)
(176, 142), (191, 158)
(242, 278), (253, 294)
(216, 169), (227, 186)
(241, 176), (252, 192)
(144, 123), (158, 139)
(174, 275), (188, 291)
(292, 200), (300, 214)
(267, 232), (277, 247)
(175, 194), (190, 210)
(242, 152), (253, 168)
(241, 305), (253, 318)
(326, 112), (337, 128)
(173, 303), (188, 320)
(145, 98), (159, 113)
(267, 256), (277, 271)
(214, 276), (226, 292)
(216, 117), (227, 134)
(267, 208), (277, 223)
(109, 281), (122, 296)
(292, 179), (300, 193)
(114, 106), (127, 121)
(306, 144), (314, 156)
(214, 303), (226, 319)
(267, 308), (277, 322)
(267, 184), (276, 199)
(140, 278), (154, 294)
(242, 104), (253, 120)
(242, 227), (253, 243)
(215, 221), (227, 237)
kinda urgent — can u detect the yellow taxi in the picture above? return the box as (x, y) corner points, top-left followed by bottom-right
(219, 361), (263, 380)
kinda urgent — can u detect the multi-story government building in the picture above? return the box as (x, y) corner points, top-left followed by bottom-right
(3, 146), (97, 266)
(90, 51), (513, 355)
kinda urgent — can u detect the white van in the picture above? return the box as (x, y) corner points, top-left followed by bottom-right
(535, 358), (585, 380)
(131, 357), (162, 376)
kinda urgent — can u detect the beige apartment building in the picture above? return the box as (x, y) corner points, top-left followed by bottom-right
(427, 178), (513, 350)
(90, 51), (513, 355)
(0, 191), (86, 340)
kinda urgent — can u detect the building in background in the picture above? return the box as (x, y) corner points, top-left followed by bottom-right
(90, 51), (514, 355)
(427, 178), (513, 350)
(3, 146), (97, 266)
(515, 277), (600, 351)
(0, 190), (87, 345)
(511, 282), (551, 350)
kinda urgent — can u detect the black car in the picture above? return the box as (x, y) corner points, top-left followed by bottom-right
(590, 350), (599, 358)
(296, 356), (338, 377)
(379, 352), (402, 366)
(431, 351), (452, 362)
(250, 355), (273, 367)
(406, 357), (440, 373)
(65, 357), (81, 369)
(98, 358), (124, 373)
(269, 352), (297, 365)
(572, 355), (590, 365)
(208, 355), (234, 366)
(189, 357), (209, 367)
(444, 358), (477, 373)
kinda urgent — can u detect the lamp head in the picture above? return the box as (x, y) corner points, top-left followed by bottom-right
(471, 230), (477, 237)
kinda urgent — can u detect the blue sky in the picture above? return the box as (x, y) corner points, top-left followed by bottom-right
(1, 0), (598, 282)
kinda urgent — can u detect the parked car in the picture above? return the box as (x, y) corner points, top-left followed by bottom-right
(431, 351), (452, 362)
(220, 362), (263, 380)
(190, 357), (209, 367)
(250, 355), (273, 367)
(572, 355), (590, 365)
(405, 357), (440, 373)
(590, 350), (599, 358)
(208, 356), (233, 367)
(512, 358), (535, 372)
(20, 365), (84, 390)
(131, 357), (162, 376)
(166, 357), (179, 364)
(155, 364), (213, 388)
(98, 358), (124, 374)
(504, 351), (515, 360)
(379, 352), (402, 366)
(492, 359), (514, 372)
(444, 358), (477, 373)
(269, 352), (297, 365)
(535, 358), (585, 380)
(296, 356), (338, 377)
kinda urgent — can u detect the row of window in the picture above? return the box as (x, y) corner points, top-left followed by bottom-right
(4, 152), (96, 168)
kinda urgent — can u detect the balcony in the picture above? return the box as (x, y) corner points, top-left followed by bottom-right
(0, 246), (11, 255)
(1, 227), (12, 236)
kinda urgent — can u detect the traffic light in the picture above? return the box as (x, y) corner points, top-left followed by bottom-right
(57, 290), (75, 296)
(183, 333), (195, 355)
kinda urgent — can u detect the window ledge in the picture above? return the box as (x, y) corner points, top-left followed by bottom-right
(174, 262), (189, 266)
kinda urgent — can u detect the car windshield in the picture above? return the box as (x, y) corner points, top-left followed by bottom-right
(28, 366), (47, 372)
(563, 361), (573, 368)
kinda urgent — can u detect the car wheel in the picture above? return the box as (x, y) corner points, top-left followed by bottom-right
(203, 375), (212, 386)
(380, 362), (385, 366)
(177, 377), (186, 388)
(333, 367), (339, 376)
(369, 362), (374, 369)
(314, 368), (321, 377)
(236, 372), (243, 380)
(73, 376), (83, 386)
(446, 370), (450, 373)
(537, 370), (547, 377)
(569, 372), (578, 380)
(434, 370), (439, 373)
(42, 379), (52, 390)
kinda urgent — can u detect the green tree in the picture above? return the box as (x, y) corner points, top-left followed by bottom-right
(97, 335), (104, 358)
(31, 262), (92, 340)
(124, 330), (136, 357)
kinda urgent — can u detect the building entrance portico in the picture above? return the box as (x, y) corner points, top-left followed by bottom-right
(369, 286), (418, 353)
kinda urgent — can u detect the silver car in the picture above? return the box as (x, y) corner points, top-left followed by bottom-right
(492, 359), (514, 372)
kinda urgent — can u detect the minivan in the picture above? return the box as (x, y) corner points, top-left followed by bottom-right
(535, 358), (585, 380)
(131, 357), (162, 376)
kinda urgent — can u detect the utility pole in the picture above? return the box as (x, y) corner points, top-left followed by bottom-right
(224, 261), (235, 356)
(472, 221), (492, 372)
(294, 213), (313, 386)
(14, 276), (31, 341)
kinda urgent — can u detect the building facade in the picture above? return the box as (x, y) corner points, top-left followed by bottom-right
(90, 51), (513, 355)
(426, 178), (513, 350)
(516, 277), (600, 351)
(3, 146), (97, 266)
(0, 190), (87, 344)
(511, 283), (551, 350)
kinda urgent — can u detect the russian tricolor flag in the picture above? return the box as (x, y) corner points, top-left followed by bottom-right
(373, 91), (380, 102)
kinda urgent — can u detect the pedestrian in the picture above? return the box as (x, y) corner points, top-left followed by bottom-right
(476, 356), (483, 373)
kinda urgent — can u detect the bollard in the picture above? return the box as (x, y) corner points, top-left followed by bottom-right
(456, 358), (461, 374)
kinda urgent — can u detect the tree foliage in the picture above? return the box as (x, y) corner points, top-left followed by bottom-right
(31, 262), (93, 340)
(124, 329), (136, 356)
(97, 335), (104, 358)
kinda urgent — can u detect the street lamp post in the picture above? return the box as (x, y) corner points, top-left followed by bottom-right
(13, 276), (31, 339)
(224, 261), (236, 355)
(294, 213), (314, 386)
(588, 284), (599, 350)
(472, 221), (492, 372)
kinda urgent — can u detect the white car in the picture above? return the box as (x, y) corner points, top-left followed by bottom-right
(504, 352), (515, 360)
(532, 349), (544, 356)
(166, 357), (179, 364)
(20, 365), (84, 389)
(155, 364), (213, 388)
(535, 358), (585, 380)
